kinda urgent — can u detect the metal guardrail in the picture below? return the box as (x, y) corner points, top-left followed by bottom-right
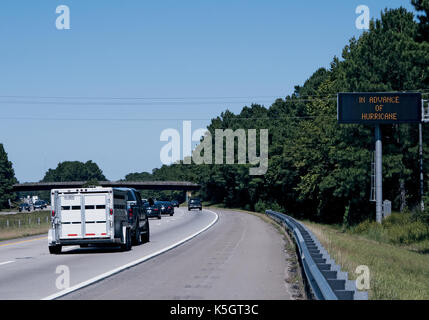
(266, 210), (368, 300)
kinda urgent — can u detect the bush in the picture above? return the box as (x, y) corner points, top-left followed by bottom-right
(254, 200), (267, 213)
(350, 212), (429, 245)
(387, 222), (429, 244)
(254, 200), (282, 214)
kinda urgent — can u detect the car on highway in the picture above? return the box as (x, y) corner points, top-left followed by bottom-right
(171, 200), (180, 208)
(34, 200), (48, 210)
(18, 203), (31, 212)
(156, 201), (174, 216)
(188, 198), (202, 211)
(143, 201), (161, 219)
(116, 188), (150, 246)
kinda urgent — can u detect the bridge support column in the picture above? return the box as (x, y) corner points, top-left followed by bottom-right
(186, 191), (192, 203)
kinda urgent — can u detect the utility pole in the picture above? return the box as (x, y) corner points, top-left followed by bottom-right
(375, 125), (383, 223)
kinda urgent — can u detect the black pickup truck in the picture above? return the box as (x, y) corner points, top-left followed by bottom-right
(117, 188), (150, 245)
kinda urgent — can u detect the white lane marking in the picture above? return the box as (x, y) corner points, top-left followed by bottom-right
(0, 260), (14, 266)
(42, 209), (219, 300)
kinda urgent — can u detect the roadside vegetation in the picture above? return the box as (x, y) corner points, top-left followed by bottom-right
(303, 212), (429, 300)
(349, 212), (429, 253)
(0, 211), (50, 241)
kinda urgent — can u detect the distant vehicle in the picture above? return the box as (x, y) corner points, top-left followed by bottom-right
(34, 200), (47, 210)
(116, 188), (150, 246)
(144, 202), (161, 219)
(48, 187), (149, 254)
(156, 201), (174, 216)
(171, 200), (179, 208)
(19, 203), (31, 212)
(188, 198), (202, 211)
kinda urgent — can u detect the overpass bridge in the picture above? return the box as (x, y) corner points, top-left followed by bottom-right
(12, 181), (201, 192)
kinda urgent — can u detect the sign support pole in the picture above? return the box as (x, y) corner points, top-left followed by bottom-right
(375, 125), (383, 223)
(419, 123), (424, 211)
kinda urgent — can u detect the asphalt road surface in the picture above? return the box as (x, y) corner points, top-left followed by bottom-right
(0, 208), (293, 300)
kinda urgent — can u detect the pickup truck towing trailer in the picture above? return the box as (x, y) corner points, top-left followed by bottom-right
(48, 187), (133, 254)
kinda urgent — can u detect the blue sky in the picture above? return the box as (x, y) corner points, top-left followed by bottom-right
(0, 0), (416, 182)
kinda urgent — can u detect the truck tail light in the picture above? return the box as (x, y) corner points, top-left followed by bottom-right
(110, 208), (113, 215)
(51, 210), (55, 217)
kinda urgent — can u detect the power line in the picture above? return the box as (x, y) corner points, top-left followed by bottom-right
(0, 97), (338, 107)
(0, 89), (426, 108)
(0, 100), (277, 106)
(0, 95), (283, 101)
(0, 89), (427, 101)
(0, 115), (326, 121)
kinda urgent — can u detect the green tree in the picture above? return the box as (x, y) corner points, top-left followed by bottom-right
(0, 144), (18, 209)
(42, 161), (106, 182)
(412, 0), (429, 41)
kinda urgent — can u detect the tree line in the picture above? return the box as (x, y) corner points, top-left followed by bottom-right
(125, 3), (429, 224)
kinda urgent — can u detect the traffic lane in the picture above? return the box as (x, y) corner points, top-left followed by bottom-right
(0, 207), (192, 257)
(0, 208), (216, 299)
(0, 208), (214, 299)
(63, 209), (292, 300)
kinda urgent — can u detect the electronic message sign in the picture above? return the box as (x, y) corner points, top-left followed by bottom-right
(337, 92), (422, 124)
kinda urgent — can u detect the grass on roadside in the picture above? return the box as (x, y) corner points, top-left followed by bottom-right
(348, 212), (429, 253)
(303, 220), (429, 300)
(0, 211), (50, 241)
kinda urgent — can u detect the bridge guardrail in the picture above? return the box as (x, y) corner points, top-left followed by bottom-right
(266, 210), (368, 300)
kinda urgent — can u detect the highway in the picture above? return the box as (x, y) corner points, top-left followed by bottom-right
(0, 208), (292, 300)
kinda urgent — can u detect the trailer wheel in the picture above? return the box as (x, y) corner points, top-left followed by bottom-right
(49, 245), (62, 254)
